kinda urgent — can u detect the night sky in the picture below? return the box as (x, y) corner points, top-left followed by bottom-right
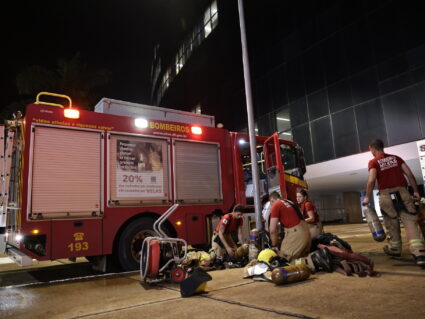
(1, 0), (209, 111)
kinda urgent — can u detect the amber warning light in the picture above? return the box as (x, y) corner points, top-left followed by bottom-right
(64, 108), (80, 119)
(191, 126), (202, 135)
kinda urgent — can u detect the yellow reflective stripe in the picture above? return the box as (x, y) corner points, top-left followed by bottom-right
(284, 174), (308, 189)
(389, 241), (402, 247)
(294, 258), (303, 264)
(408, 239), (425, 247)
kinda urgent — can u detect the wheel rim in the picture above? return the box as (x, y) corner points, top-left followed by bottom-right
(130, 229), (156, 263)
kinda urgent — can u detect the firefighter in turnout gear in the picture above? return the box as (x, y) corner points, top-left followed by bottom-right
(363, 139), (425, 267)
(209, 205), (245, 263)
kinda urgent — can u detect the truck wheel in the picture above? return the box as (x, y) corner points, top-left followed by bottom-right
(117, 218), (158, 271)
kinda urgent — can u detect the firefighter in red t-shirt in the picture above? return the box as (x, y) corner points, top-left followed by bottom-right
(209, 205), (245, 262)
(269, 191), (311, 261)
(296, 189), (324, 238)
(268, 191), (333, 272)
(363, 139), (425, 267)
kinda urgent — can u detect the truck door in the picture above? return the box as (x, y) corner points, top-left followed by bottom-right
(263, 133), (287, 199)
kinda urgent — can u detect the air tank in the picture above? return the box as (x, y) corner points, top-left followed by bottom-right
(271, 264), (310, 285)
(364, 205), (386, 242)
(248, 228), (259, 260)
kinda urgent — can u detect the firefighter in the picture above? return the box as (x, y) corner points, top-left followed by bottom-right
(269, 191), (311, 261)
(296, 189), (324, 238)
(363, 139), (425, 267)
(209, 204), (245, 264)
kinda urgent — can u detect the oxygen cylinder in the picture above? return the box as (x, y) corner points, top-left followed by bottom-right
(249, 228), (259, 260)
(271, 264), (310, 285)
(364, 205), (386, 242)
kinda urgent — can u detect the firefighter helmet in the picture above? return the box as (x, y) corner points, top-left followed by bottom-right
(257, 249), (278, 265)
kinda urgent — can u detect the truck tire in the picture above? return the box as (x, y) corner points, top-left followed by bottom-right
(117, 218), (159, 271)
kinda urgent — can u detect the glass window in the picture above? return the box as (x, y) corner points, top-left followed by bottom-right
(311, 116), (335, 163)
(276, 108), (292, 141)
(307, 89), (329, 120)
(332, 108), (359, 157)
(292, 124), (313, 165)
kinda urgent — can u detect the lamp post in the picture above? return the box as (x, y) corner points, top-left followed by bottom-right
(237, 0), (262, 231)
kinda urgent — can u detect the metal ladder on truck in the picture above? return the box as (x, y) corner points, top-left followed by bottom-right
(0, 125), (14, 254)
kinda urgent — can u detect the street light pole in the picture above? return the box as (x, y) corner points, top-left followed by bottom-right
(237, 0), (262, 231)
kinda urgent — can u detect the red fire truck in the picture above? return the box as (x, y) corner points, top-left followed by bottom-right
(0, 92), (307, 270)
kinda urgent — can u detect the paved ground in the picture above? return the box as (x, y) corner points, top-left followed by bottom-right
(1, 223), (424, 319)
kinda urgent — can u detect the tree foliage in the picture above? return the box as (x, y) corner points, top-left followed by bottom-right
(1, 53), (110, 121)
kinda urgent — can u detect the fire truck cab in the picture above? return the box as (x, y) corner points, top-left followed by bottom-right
(0, 93), (307, 270)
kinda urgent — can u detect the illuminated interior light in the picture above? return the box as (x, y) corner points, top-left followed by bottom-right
(15, 234), (23, 242)
(191, 126), (202, 135)
(282, 132), (292, 136)
(239, 138), (246, 145)
(255, 128), (258, 132)
(31, 229), (40, 235)
(135, 118), (148, 128)
(176, 221), (183, 226)
(276, 117), (290, 121)
(64, 108), (80, 119)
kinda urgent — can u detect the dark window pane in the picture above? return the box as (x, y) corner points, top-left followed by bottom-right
(332, 108), (359, 157)
(302, 46), (325, 94)
(343, 20), (375, 74)
(322, 33), (348, 85)
(328, 79), (353, 113)
(355, 100), (387, 152)
(308, 89), (329, 120)
(368, 5), (404, 62)
(255, 77), (272, 114)
(287, 58), (305, 102)
(381, 88), (421, 146)
(311, 117), (334, 163)
(270, 66), (288, 109)
(377, 54), (408, 81)
(258, 113), (276, 137)
(289, 97), (308, 126)
(292, 124), (313, 165)
(379, 72), (412, 95)
(413, 83), (425, 138)
(406, 44), (425, 69)
(350, 68), (379, 105)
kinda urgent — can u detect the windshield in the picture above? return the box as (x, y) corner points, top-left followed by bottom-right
(280, 144), (300, 177)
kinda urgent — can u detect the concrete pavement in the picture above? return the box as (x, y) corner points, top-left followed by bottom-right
(1, 223), (424, 319)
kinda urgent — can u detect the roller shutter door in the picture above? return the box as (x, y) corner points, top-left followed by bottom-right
(174, 140), (222, 203)
(31, 127), (102, 218)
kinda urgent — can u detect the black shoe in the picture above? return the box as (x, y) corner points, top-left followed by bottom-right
(383, 246), (401, 257)
(413, 255), (425, 268)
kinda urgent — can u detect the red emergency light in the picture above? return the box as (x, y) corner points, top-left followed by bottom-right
(191, 126), (202, 135)
(64, 108), (80, 119)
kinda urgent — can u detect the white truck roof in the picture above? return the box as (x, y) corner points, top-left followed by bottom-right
(94, 98), (215, 127)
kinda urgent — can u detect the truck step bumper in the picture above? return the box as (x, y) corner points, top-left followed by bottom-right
(7, 247), (33, 266)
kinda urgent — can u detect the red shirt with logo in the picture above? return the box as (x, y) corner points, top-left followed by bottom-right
(368, 153), (407, 190)
(215, 214), (243, 233)
(270, 200), (301, 228)
(299, 201), (319, 224)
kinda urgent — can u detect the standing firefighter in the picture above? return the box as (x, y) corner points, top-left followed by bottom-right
(210, 205), (245, 264)
(363, 139), (425, 267)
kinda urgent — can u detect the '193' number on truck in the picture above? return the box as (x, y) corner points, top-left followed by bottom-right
(68, 242), (89, 252)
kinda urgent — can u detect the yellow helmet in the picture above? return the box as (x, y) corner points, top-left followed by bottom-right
(257, 249), (278, 265)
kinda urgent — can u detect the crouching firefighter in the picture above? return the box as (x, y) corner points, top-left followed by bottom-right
(209, 205), (245, 267)
(363, 139), (425, 267)
(268, 191), (333, 273)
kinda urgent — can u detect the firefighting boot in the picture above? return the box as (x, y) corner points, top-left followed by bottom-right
(413, 250), (425, 269)
(383, 245), (402, 257)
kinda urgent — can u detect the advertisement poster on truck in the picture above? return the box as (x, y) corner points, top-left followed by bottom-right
(116, 139), (164, 197)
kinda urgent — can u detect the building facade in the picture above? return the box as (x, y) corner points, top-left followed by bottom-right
(151, 0), (425, 221)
